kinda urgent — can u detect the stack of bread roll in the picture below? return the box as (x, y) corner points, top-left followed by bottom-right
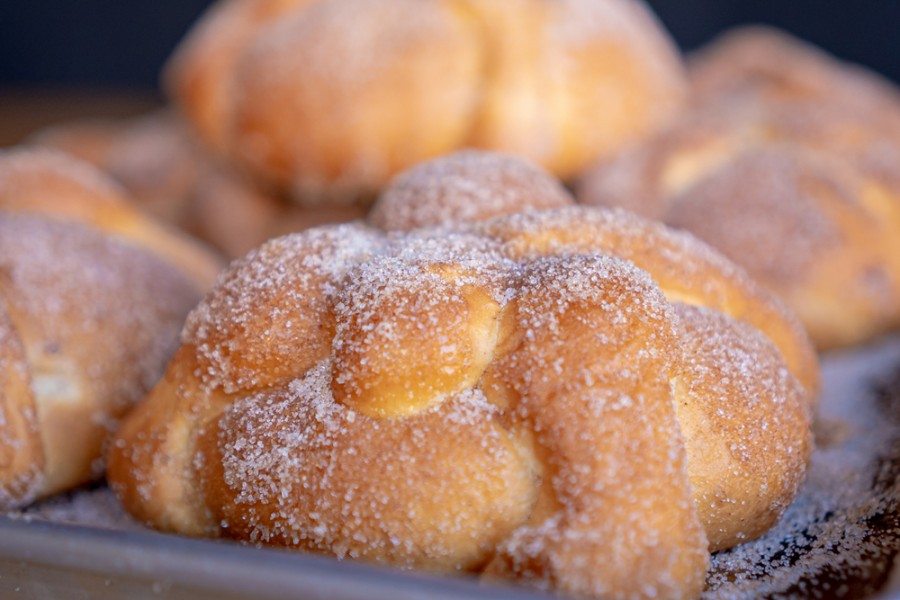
(4, 1), (900, 598)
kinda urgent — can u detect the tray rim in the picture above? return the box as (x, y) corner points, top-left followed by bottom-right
(0, 515), (551, 600)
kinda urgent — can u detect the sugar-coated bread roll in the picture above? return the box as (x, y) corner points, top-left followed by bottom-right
(109, 155), (816, 599)
(167, 0), (686, 205)
(0, 150), (221, 509)
(579, 28), (900, 350)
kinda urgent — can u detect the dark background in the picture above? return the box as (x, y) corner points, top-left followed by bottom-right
(0, 0), (897, 89)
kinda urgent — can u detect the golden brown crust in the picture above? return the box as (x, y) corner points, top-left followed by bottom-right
(460, 0), (685, 181)
(481, 255), (707, 598)
(169, 0), (685, 204)
(230, 0), (484, 204)
(200, 374), (538, 571)
(110, 158), (816, 598)
(475, 208), (819, 400)
(165, 0), (315, 154)
(186, 226), (385, 395)
(332, 259), (503, 418)
(106, 348), (225, 534)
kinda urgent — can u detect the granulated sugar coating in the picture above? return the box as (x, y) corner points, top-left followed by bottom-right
(480, 207), (819, 398)
(184, 223), (384, 394)
(0, 148), (224, 293)
(672, 302), (811, 552)
(0, 300), (43, 508)
(369, 150), (574, 231)
(1, 216), (199, 412)
(207, 360), (532, 571)
(107, 205), (823, 599)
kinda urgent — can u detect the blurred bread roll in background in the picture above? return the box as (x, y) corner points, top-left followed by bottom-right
(25, 119), (125, 168)
(167, 0), (686, 205)
(0, 149), (218, 509)
(688, 26), (900, 113)
(0, 148), (223, 292)
(29, 112), (366, 259)
(578, 27), (900, 350)
(191, 165), (366, 258)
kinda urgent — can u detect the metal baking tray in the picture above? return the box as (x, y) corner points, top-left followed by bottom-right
(0, 517), (549, 600)
(3, 336), (900, 600)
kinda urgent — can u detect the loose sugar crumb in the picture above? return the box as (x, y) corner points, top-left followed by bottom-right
(9, 485), (144, 532)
